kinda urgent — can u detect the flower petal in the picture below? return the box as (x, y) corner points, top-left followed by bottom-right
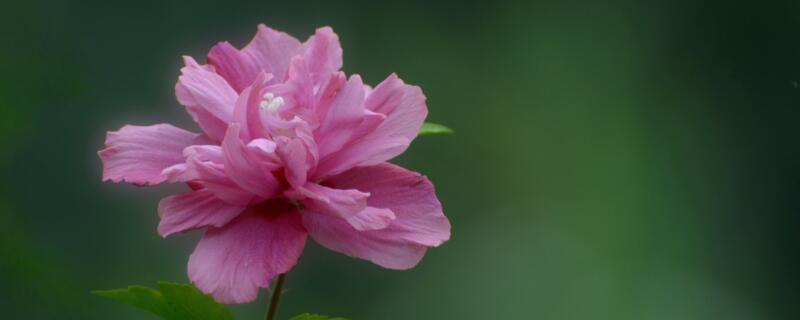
(99, 124), (201, 185)
(314, 74), (366, 159)
(272, 56), (316, 122)
(160, 144), (258, 206)
(231, 72), (272, 141)
(221, 124), (283, 199)
(297, 183), (367, 220)
(188, 205), (307, 304)
(243, 25), (303, 83)
(184, 156), (257, 206)
(207, 41), (261, 93)
(184, 144), (225, 163)
(296, 182), (394, 231)
(302, 27), (343, 85)
(208, 24), (302, 91)
(345, 206), (396, 231)
(176, 56), (239, 142)
(312, 71), (347, 122)
(276, 137), (310, 188)
(302, 163), (450, 269)
(157, 189), (245, 237)
(315, 74), (426, 177)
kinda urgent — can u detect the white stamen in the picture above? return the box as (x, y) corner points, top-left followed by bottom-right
(259, 92), (285, 112)
(269, 97), (285, 111)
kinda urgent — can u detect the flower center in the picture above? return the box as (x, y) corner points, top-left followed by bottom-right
(259, 92), (285, 112)
(251, 196), (297, 217)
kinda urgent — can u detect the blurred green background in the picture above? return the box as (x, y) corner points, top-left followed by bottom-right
(1, 0), (799, 319)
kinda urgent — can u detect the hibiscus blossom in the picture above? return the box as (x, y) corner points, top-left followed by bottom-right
(98, 24), (451, 304)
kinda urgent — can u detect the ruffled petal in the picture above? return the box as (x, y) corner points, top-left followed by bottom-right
(188, 205), (307, 304)
(271, 56), (316, 123)
(157, 189), (245, 237)
(314, 74), (366, 159)
(276, 137), (310, 188)
(312, 71), (347, 122)
(175, 56), (239, 142)
(208, 24), (302, 91)
(221, 124), (283, 199)
(302, 27), (343, 85)
(184, 144), (225, 163)
(99, 124), (201, 185)
(231, 73), (272, 141)
(344, 206), (396, 231)
(294, 182), (395, 231)
(274, 119), (319, 188)
(207, 41), (261, 93)
(243, 24), (303, 83)
(314, 74), (426, 177)
(296, 183), (367, 225)
(184, 157), (256, 206)
(302, 163), (450, 269)
(162, 144), (257, 206)
(161, 144), (224, 183)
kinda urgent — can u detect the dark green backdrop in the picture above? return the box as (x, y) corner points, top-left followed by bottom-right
(1, 0), (798, 319)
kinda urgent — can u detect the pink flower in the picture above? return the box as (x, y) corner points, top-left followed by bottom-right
(98, 25), (450, 304)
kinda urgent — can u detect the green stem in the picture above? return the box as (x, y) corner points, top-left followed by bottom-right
(265, 273), (287, 320)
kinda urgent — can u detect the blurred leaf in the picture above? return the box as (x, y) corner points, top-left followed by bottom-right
(289, 313), (348, 320)
(92, 282), (234, 320)
(418, 122), (453, 136)
(92, 285), (173, 319)
(157, 282), (234, 320)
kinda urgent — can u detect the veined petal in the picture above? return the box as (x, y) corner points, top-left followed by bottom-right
(99, 124), (201, 185)
(363, 74), (427, 147)
(161, 144), (258, 206)
(231, 73), (271, 141)
(247, 138), (278, 157)
(222, 124), (283, 199)
(273, 117), (320, 186)
(315, 74), (426, 178)
(184, 144), (225, 163)
(276, 137), (310, 188)
(298, 182), (367, 221)
(302, 27), (343, 85)
(314, 74), (366, 159)
(302, 163), (450, 269)
(343, 206), (395, 231)
(207, 41), (261, 93)
(315, 137), (409, 179)
(183, 156), (256, 206)
(272, 56), (316, 123)
(157, 189), (245, 237)
(188, 205), (307, 304)
(176, 56), (239, 142)
(296, 182), (394, 231)
(243, 24), (303, 83)
(313, 71), (347, 121)
(209, 24), (302, 91)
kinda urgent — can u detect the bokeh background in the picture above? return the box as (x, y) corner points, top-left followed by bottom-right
(1, 0), (799, 319)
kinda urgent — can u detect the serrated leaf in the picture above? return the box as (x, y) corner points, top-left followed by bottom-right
(418, 122), (453, 136)
(289, 313), (348, 320)
(93, 282), (234, 320)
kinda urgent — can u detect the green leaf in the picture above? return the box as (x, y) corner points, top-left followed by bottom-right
(157, 282), (234, 320)
(418, 122), (453, 136)
(92, 286), (174, 319)
(93, 282), (234, 320)
(289, 313), (348, 320)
